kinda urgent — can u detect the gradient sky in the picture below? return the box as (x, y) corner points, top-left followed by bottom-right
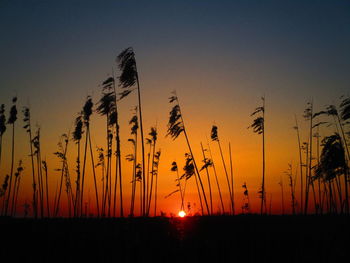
(0, 0), (349, 216)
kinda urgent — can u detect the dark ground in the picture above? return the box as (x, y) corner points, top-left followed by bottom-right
(0, 215), (349, 263)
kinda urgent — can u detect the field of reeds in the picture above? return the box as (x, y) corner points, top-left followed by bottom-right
(0, 47), (349, 219)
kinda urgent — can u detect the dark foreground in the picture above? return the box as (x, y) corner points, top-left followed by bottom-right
(0, 215), (349, 263)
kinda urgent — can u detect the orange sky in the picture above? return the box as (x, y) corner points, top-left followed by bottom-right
(0, 85), (337, 217)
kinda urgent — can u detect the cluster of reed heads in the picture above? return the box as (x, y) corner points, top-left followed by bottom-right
(0, 47), (349, 218)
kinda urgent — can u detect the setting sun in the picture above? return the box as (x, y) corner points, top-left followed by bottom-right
(178, 211), (186, 218)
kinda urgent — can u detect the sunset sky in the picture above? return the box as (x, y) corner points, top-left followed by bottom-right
(0, 0), (349, 216)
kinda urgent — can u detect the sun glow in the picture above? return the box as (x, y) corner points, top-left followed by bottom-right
(178, 210), (186, 218)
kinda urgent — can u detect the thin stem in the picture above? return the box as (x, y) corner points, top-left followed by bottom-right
(135, 69), (146, 216)
(44, 163), (50, 218)
(261, 98), (266, 215)
(175, 95), (210, 215)
(5, 123), (15, 216)
(294, 115), (303, 214)
(147, 140), (156, 215)
(200, 142), (213, 215)
(80, 125), (89, 217)
(229, 142), (235, 215)
(217, 140), (234, 214)
(207, 141), (225, 214)
(55, 136), (69, 217)
(304, 101), (313, 215)
(88, 131), (100, 217)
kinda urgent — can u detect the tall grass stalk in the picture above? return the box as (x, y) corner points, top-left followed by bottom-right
(167, 92), (210, 215)
(5, 97), (17, 216)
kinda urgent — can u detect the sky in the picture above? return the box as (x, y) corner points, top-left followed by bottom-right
(0, 0), (350, 216)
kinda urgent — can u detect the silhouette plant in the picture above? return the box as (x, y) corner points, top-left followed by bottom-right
(170, 161), (185, 211)
(249, 96), (266, 215)
(303, 101), (317, 214)
(126, 150), (135, 216)
(315, 133), (348, 214)
(228, 142), (235, 215)
(32, 128), (45, 217)
(211, 125), (234, 214)
(127, 108), (138, 216)
(284, 163), (296, 215)
(135, 163), (142, 214)
(23, 107), (38, 218)
(293, 116), (304, 214)
(72, 114), (83, 216)
(242, 182), (250, 214)
(0, 104), (6, 167)
(314, 128), (323, 213)
(117, 47), (146, 215)
(147, 126), (158, 215)
(206, 141), (225, 214)
(314, 103), (349, 213)
(153, 150), (161, 216)
(106, 75), (123, 218)
(0, 104), (5, 214)
(54, 133), (70, 217)
(80, 96), (91, 216)
(96, 79), (116, 217)
(145, 137), (152, 210)
(10, 160), (23, 216)
(167, 92), (210, 215)
(278, 176), (285, 215)
(200, 143), (213, 214)
(80, 96), (99, 217)
(1, 175), (9, 214)
(63, 156), (73, 218)
(95, 147), (105, 216)
(42, 160), (50, 217)
(4, 97), (17, 216)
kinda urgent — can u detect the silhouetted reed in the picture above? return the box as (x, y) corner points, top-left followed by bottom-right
(117, 47), (146, 216)
(10, 160), (23, 216)
(211, 125), (234, 214)
(32, 128), (46, 217)
(22, 106), (38, 218)
(315, 133), (348, 214)
(293, 115), (304, 214)
(303, 101), (318, 214)
(167, 92), (210, 215)
(54, 133), (70, 217)
(153, 150), (161, 216)
(72, 114), (83, 216)
(284, 163), (296, 215)
(170, 161), (185, 211)
(146, 126), (158, 216)
(4, 97), (17, 216)
(278, 176), (285, 215)
(0, 104), (6, 167)
(200, 143), (213, 214)
(96, 146), (105, 216)
(249, 96), (266, 215)
(206, 140), (225, 214)
(96, 79), (116, 217)
(1, 175), (9, 215)
(42, 160), (49, 217)
(101, 75), (123, 217)
(127, 108), (138, 216)
(313, 101), (349, 213)
(241, 182), (250, 214)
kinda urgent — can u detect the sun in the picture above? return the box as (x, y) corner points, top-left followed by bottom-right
(178, 210), (186, 218)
